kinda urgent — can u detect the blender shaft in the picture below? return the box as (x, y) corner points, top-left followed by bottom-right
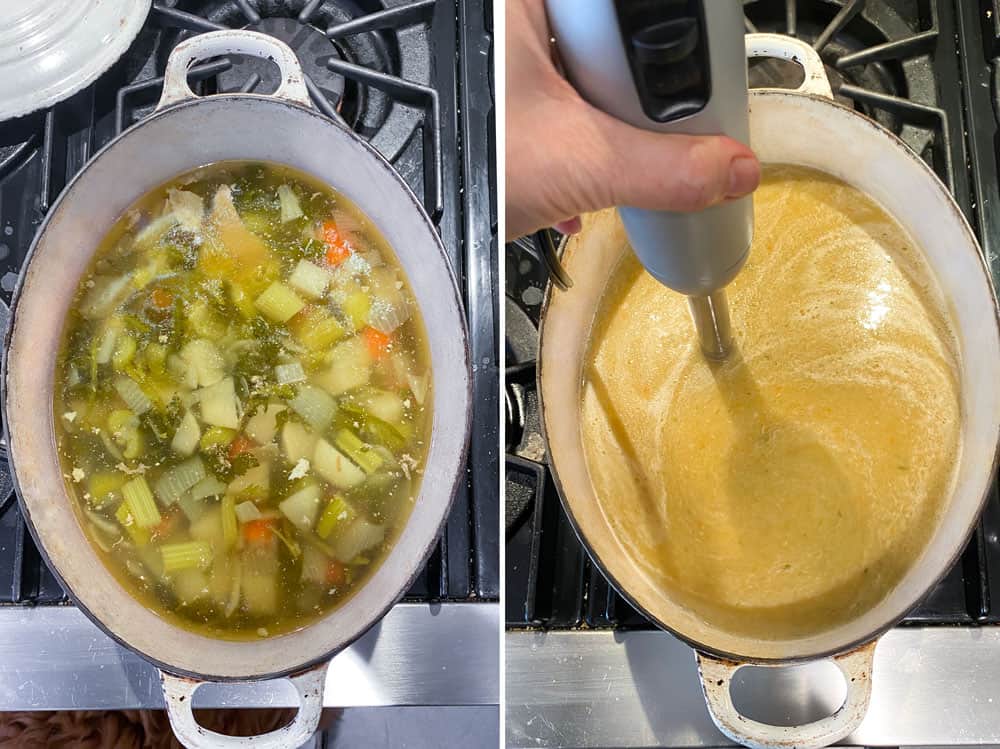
(687, 290), (733, 360)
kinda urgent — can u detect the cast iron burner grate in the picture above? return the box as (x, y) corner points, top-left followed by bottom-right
(506, 0), (1000, 630)
(0, 0), (498, 606)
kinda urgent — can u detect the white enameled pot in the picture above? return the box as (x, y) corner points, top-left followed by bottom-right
(539, 34), (1000, 749)
(2, 30), (471, 749)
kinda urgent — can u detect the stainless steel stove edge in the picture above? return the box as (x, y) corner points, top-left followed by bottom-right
(506, 627), (1000, 748)
(0, 602), (498, 710)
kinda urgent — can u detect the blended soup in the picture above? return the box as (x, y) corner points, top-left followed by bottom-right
(582, 165), (962, 640)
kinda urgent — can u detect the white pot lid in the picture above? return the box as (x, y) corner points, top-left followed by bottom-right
(0, 0), (152, 121)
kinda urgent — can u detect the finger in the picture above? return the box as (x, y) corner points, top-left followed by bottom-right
(590, 112), (761, 213)
(553, 216), (582, 235)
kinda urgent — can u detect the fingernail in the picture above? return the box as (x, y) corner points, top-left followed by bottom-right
(727, 157), (760, 198)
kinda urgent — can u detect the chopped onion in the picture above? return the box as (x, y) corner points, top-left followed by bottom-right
(278, 184), (304, 223)
(407, 372), (429, 406)
(368, 296), (411, 334)
(234, 500), (263, 524)
(340, 252), (371, 278)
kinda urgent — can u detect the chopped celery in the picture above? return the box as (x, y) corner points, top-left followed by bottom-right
(188, 299), (227, 339)
(145, 343), (168, 376)
(272, 525), (302, 559)
(342, 291), (371, 330)
(114, 376), (152, 415)
(278, 484), (321, 531)
(287, 259), (329, 300)
(333, 429), (383, 474)
(171, 410), (201, 456)
(115, 501), (150, 546)
(316, 495), (357, 539)
(364, 414), (409, 452)
(315, 337), (371, 395)
(313, 438), (365, 489)
(154, 456), (206, 505)
(121, 476), (161, 528)
(254, 282), (306, 323)
(108, 409), (143, 460)
(235, 500), (262, 524)
(274, 361), (306, 385)
(246, 403), (285, 444)
(112, 334), (137, 371)
(177, 493), (207, 523)
(281, 421), (317, 465)
(229, 281), (256, 319)
(190, 474), (227, 501)
(200, 425), (236, 451)
(198, 377), (240, 430)
(290, 306), (345, 351)
(95, 325), (118, 366)
(289, 385), (337, 432)
(277, 184), (304, 223)
(221, 494), (238, 550)
(161, 540), (213, 573)
(88, 471), (125, 508)
(181, 339), (226, 388)
(331, 518), (385, 564)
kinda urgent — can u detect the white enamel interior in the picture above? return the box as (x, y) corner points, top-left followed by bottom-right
(540, 90), (1000, 661)
(6, 96), (470, 679)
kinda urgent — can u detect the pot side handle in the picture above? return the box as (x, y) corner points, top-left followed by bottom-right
(157, 29), (312, 111)
(160, 660), (330, 749)
(696, 641), (876, 749)
(745, 33), (835, 100)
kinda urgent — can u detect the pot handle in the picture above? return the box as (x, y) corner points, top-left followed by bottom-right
(157, 29), (312, 111)
(160, 660), (329, 749)
(696, 641), (876, 749)
(745, 33), (835, 100)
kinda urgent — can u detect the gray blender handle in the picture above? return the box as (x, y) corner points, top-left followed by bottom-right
(546, 0), (753, 296)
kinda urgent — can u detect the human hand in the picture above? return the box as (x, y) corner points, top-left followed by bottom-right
(505, 0), (761, 240)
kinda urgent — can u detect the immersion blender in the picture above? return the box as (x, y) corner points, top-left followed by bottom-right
(544, 0), (753, 359)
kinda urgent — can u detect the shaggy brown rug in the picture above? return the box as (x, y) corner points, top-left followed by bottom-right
(0, 708), (326, 748)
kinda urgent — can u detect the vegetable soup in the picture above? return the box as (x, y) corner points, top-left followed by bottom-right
(55, 161), (431, 639)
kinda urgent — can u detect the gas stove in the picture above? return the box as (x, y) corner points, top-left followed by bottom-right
(0, 0), (497, 713)
(506, 1), (1000, 745)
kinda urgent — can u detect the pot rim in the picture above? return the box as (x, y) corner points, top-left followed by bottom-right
(2, 92), (472, 681)
(537, 88), (1000, 665)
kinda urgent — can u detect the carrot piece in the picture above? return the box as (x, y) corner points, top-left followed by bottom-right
(150, 288), (173, 309)
(152, 507), (180, 540)
(322, 221), (352, 267)
(228, 434), (255, 460)
(242, 518), (275, 545)
(326, 560), (348, 586)
(362, 327), (392, 359)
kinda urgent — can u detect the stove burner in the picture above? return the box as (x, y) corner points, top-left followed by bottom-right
(217, 16), (347, 106)
(744, 0), (940, 161)
(0, 115), (42, 181)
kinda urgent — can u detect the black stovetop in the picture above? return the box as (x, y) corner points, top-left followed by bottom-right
(506, 0), (1000, 630)
(0, 0), (498, 606)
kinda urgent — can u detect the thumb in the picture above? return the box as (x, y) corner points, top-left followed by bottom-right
(591, 112), (760, 214)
